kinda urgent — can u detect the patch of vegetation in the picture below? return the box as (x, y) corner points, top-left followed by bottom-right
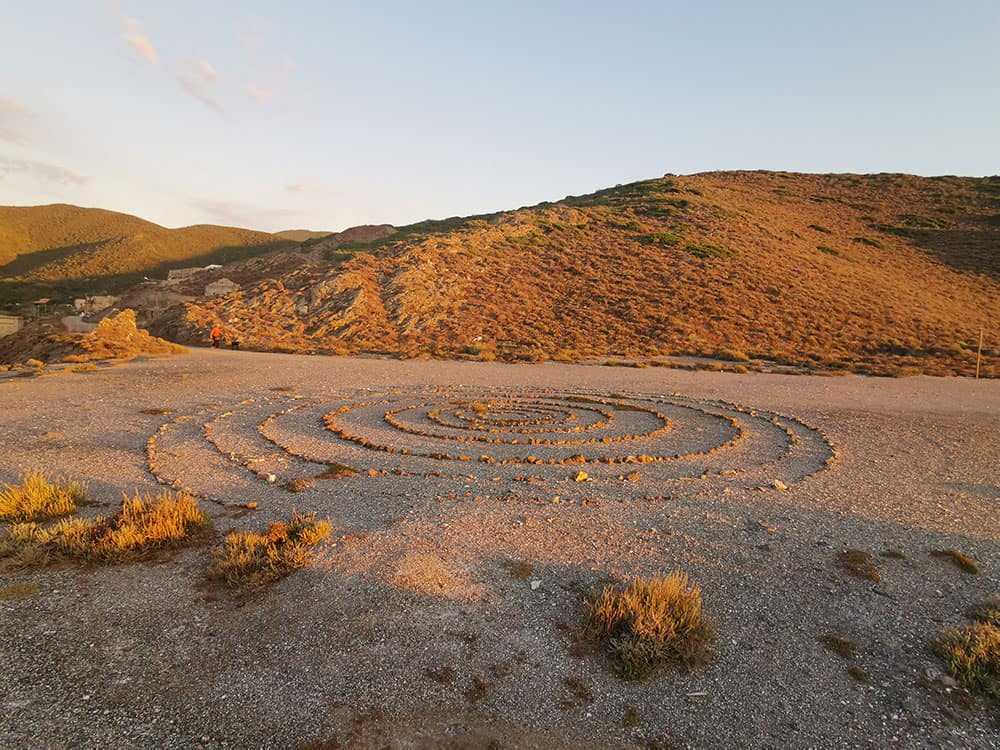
(714, 349), (750, 362)
(880, 549), (906, 559)
(817, 245), (841, 256)
(504, 559), (534, 580)
(685, 244), (730, 260)
(932, 621), (999, 697)
(819, 633), (858, 659)
(931, 549), (980, 574)
(636, 231), (683, 247)
(0, 581), (39, 600)
(464, 676), (491, 704)
(969, 596), (1000, 627)
(837, 549), (880, 582)
(852, 236), (883, 248)
(899, 213), (950, 229)
(0, 471), (86, 522)
(424, 665), (455, 683)
(284, 478), (314, 493)
(583, 571), (715, 680)
(206, 511), (331, 594)
(849, 666), (871, 683)
(139, 408), (173, 415)
(0, 491), (209, 569)
(313, 463), (358, 479)
(808, 224), (833, 234)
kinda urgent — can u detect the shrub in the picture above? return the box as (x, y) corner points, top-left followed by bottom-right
(584, 571), (714, 680)
(837, 549), (880, 581)
(932, 622), (999, 696)
(1, 491), (209, 568)
(808, 224), (833, 234)
(685, 244), (730, 259)
(207, 511), (331, 594)
(852, 236), (883, 248)
(637, 232), (683, 246)
(0, 472), (86, 522)
(817, 245), (840, 256)
(931, 549), (980, 574)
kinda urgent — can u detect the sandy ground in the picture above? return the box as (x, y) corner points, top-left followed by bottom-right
(0, 349), (998, 749)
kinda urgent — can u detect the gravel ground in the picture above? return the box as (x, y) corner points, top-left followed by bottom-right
(0, 349), (997, 749)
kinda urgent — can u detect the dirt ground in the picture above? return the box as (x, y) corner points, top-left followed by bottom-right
(0, 349), (997, 749)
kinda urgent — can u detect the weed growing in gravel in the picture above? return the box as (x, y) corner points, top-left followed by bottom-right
(969, 596), (1000, 627)
(837, 549), (880, 581)
(819, 633), (858, 658)
(424, 665), (455, 683)
(880, 549), (906, 559)
(139, 408), (173, 415)
(930, 549), (979, 574)
(0, 581), (39, 600)
(504, 559), (534, 579)
(313, 463), (358, 479)
(0, 472), (86, 522)
(584, 571), (715, 680)
(932, 621), (999, 697)
(284, 478), (314, 493)
(466, 677), (492, 704)
(848, 666), (871, 683)
(0, 491), (209, 569)
(207, 511), (331, 594)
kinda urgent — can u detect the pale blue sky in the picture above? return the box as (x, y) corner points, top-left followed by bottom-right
(1, 1), (997, 232)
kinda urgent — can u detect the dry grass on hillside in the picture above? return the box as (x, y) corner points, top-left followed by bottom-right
(0, 490), (210, 570)
(165, 172), (1000, 376)
(0, 203), (294, 285)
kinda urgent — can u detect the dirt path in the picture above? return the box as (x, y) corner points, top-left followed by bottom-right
(1, 349), (997, 749)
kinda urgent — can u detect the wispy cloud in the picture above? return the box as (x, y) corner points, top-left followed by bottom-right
(0, 157), (88, 185)
(121, 15), (157, 64)
(285, 183), (306, 193)
(194, 60), (218, 82)
(0, 97), (34, 145)
(244, 56), (297, 103)
(176, 75), (224, 113)
(191, 197), (300, 227)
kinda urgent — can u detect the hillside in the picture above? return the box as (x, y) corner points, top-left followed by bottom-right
(155, 171), (1000, 376)
(0, 204), (295, 304)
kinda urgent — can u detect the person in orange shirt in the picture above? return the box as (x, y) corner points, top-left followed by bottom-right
(210, 325), (222, 348)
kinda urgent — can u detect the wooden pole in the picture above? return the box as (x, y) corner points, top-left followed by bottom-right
(975, 328), (983, 380)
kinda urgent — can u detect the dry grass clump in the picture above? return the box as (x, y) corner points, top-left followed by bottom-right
(969, 596), (1000, 627)
(933, 622), (999, 697)
(0, 491), (209, 569)
(583, 571), (714, 680)
(207, 511), (331, 594)
(837, 549), (880, 581)
(0, 472), (86, 522)
(313, 463), (358, 479)
(930, 549), (980, 574)
(504, 559), (534, 580)
(819, 633), (858, 658)
(0, 581), (39, 600)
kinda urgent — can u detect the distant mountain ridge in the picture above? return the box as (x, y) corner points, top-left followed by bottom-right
(156, 171), (1000, 376)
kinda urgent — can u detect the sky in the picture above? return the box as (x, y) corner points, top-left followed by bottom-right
(0, 1), (998, 233)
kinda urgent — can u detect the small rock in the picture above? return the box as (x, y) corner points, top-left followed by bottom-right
(266, 474), (276, 483)
(530, 580), (542, 591)
(772, 479), (788, 491)
(574, 471), (589, 482)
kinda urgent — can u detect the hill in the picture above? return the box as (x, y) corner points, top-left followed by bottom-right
(155, 171), (1000, 376)
(0, 204), (295, 304)
(274, 229), (331, 242)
